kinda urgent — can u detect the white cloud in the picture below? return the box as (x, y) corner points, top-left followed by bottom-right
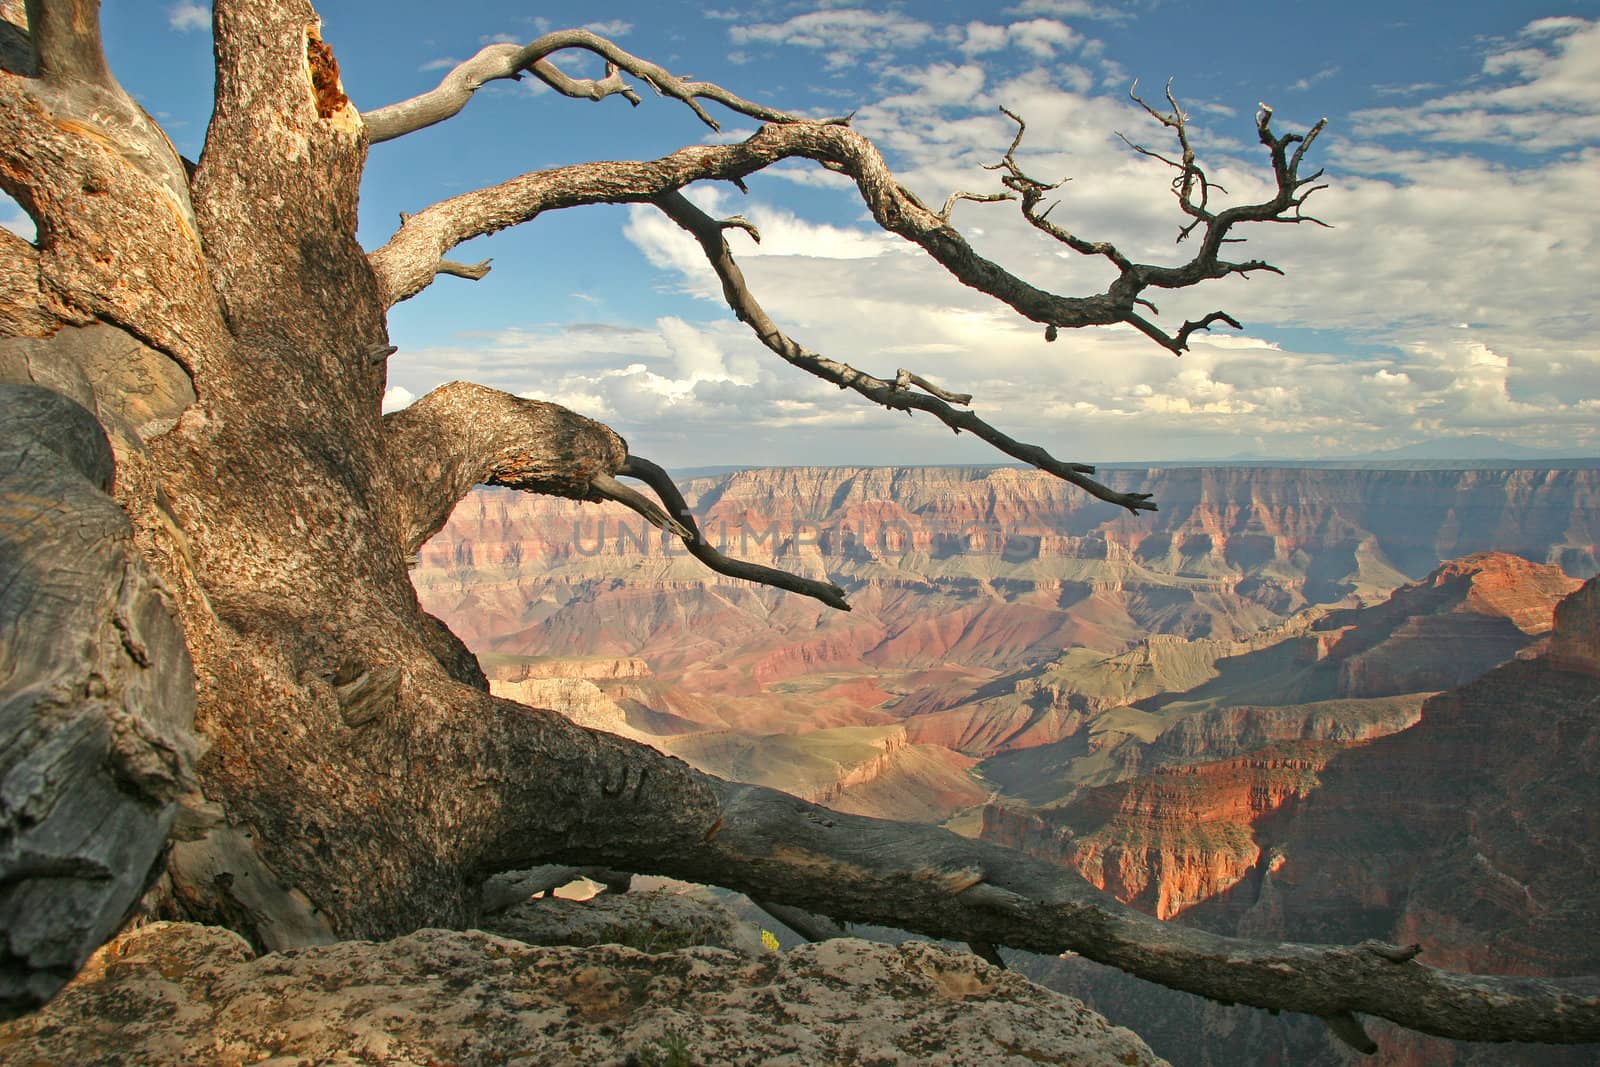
(621, 190), (898, 296)
(1006, 18), (1081, 58)
(381, 386), (416, 414)
(167, 3), (208, 32)
(877, 62), (989, 111)
(584, 19), (632, 38)
(1006, 0), (1123, 19)
(1354, 17), (1600, 149)
(957, 18), (1080, 58)
(959, 22), (1009, 55)
(730, 10), (935, 68)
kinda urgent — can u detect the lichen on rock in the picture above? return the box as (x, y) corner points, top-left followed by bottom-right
(2, 913), (1166, 1066)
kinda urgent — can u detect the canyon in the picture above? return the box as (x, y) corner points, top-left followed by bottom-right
(415, 465), (1594, 812)
(416, 464), (1599, 1065)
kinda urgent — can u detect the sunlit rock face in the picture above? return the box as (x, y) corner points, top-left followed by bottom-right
(405, 467), (1600, 1065)
(1312, 551), (1581, 697)
(978, 554), (1582, 920)
(1219, 576), (1600, 971)
(1017, 577), (1600, 1067)
(416, 465), (1597, 826)
(2, 918), (1167, 1067)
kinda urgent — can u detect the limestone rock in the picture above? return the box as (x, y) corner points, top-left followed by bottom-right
(484, 886), (767, 956)
(491, 675), (659, 744)
(2, 921), (1167, 1066)
(415, 469), (1598, 822)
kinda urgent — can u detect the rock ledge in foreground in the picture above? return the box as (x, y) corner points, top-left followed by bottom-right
(1, 920), (1165, 1066)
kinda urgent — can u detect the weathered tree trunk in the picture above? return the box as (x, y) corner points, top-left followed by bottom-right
(2, 0), (1597, 1051)
(0, 385), (197, 1014)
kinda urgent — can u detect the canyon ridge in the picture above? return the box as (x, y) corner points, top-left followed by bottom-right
(416, 463), (1599, 1065)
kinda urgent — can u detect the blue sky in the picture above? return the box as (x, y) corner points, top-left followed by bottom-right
(9, 2), (1599, 464)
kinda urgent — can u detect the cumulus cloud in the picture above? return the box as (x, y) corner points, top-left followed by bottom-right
(621, 187), (898, 306)
(730, 9), (935, 68)
(167, 3), (208, 32)
(1005, 18), (1081, 58)
(381, 12), (1597, 465)
(1354, 17), (1600, 149)
(955, 18), (1082, 58)
(381, 386), (416, 414)
(583, 19), (632, 38)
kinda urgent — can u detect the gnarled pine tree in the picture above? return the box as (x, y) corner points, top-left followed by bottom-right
(3, 0), (1597, 1053)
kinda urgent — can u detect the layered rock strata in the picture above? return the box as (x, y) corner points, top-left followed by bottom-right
(1028, 576), (1600, 1066)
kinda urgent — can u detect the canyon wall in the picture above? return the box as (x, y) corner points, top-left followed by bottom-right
(980, 552), (1581, 917)
(1014, 576), (1600, 1066)
(416, 465), (1599, 1064)
(416, 464), (1597, 825)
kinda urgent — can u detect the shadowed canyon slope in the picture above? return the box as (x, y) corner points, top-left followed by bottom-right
(1018, 575), (1600, 1067)
(417, 465), (1599, 1065)
(416, 465), (1596, 821)
(979, 550), (1583, 917)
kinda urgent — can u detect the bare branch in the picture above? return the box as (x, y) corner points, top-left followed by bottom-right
(371, 111), (1317, 351)
(382, 381), (628, 554)
(636, 776), (1600, 1048)
(988, 107), (1131, 271)
(381, 386), (850, 608)
(616, 454), (852, 611)
(587, 471), (694, 543)
(370, 108), (1324, 499)
(652, 190), (1156, 514)
(938, 190), (1012, 223)
(714, 214), (761, 242)
(894, 368), (972, 405)
(1124, 79), (1219, 227)
(23, 0), (112, 88)
(986, 92), (1328, 351)
(434, 257), (492, 282)
(1126, 309), (1247, 356)
(367, 122), (1142, 316)
(362, 29), (830, 144)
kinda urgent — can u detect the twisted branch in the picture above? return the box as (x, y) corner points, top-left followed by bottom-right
(635, 776), (1600, 1049)
(984, 90), (1327, 352)
(652, 191), (1155, 514)
(362, 28), (831, 144)
(381, 384), (849, 608)
(612, 454), (852, 610)
(368, 94), (1325, 507)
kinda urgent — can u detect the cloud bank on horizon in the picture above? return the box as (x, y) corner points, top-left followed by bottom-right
(98, 4), (1600, 464)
